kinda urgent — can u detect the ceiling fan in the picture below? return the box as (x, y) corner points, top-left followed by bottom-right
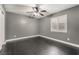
(26, 4), (48, 16)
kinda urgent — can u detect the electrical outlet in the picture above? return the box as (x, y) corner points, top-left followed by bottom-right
(14, 35), (16, 37)
(67, 38), (70, 41)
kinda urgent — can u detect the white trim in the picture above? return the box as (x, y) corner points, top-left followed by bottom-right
(4, 35), (40, 43)
(40, 35), (79, 48)
(2, 35), (79, 49)
(50, 14), (67, 33)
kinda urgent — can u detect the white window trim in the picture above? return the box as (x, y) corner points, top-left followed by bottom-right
(50, 14), (67, 33)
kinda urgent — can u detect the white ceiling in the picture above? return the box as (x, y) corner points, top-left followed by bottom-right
(4, 4), (78, 18)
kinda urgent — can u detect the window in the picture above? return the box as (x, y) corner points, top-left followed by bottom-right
(51, 14), (67, 33)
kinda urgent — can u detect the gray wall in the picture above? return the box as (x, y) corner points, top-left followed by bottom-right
(5, 5), (79, 45)
(40, 5), (79, 45)
(5, 12), (39, 39)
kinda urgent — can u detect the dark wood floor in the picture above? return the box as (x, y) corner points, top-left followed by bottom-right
(4, 37), (79, 55)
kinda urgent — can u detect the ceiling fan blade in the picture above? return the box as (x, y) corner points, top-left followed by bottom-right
(39, 13), (44, 16)
(33, 4), (40, 12)
(41, 10), (47, 12)
(34, 7), (39, 12)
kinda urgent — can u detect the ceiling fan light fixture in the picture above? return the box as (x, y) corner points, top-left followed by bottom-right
(26, 4), (48, 17)
(33, 12), (40, 16)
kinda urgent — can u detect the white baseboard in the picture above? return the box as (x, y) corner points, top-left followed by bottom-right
(4, 35), (40, 44)
(40, 35), (79, 48)
(3, 35), (79, 48)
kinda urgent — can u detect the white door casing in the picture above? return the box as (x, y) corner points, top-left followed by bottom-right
(0, 5), (5, 50)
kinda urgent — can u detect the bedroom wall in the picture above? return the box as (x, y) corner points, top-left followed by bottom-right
(5, 12), (39, 40)
(5, 5), (79, 45)
(40, 5), (79, 45)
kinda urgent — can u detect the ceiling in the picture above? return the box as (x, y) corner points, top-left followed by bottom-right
(4, 4), (78, 19)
